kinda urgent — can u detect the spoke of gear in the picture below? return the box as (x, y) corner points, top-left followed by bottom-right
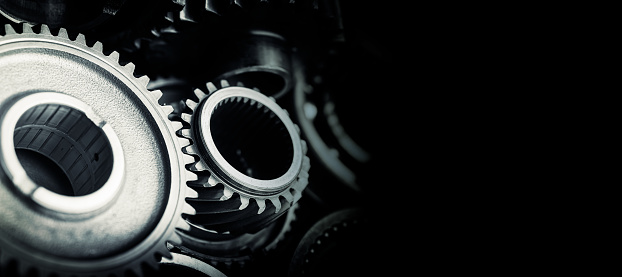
(175, 79), (310, 237)
(0, 23), (197, 277)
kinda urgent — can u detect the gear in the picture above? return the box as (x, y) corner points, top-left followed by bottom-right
(159, 246), (229, 277)
(0, 0), (126, 31)
(132, 0), (344, 99)
(175, 80), (310, 236)
(173, 202), (299, 270)
(0, 23), (197, 276)
(288, 208), (370, 277)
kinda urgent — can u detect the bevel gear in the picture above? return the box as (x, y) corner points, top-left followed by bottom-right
(176, 80), (310, 236)
(0, 23), (197, 277)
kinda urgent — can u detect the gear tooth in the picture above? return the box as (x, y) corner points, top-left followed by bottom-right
(182, 152), (195, 165)
(257, 199), (267, 214)
(4, 24), (16, 34)
(21, 23), (33, 33)
(185, 99), (198, 110)
(189, 162), (200, 172)
(124, 62), (136, 75)
(301, 138), (308, 153)
(220, 79), (230, 87)
(236, 81), (245, 87)
(92, 41), (104, 52)
(176, 219), (192, 233)
(302, 155), (311, 170)
(182, 144), (196, 155)
(168, 231), (184, 248)
(291, 188), (302, 202)
(183, 202), (197, 215)
(252, 87), (260, 92)
(181, 113), (192, 124)
(151, 89), (163, 101)
(171, 121), (183, 131)
(108, 50), (120, 62)
(207, 174), (220, 187)
(282, 190), (294, 202)
(186, 182), (199, 196)
(239, 196), (250, 210)
(220, 187), (234, 200)
(270, 197), (282, 213)
(40, 24), (51, 35)
(194, 88), (207, 100)
(137, 75), (150, 87)
(179, 7), (196, 22)
(206, 82), (218, 93)
(180, 129), (192, 139)
(177, 136), (190, 148)
(268, 96), (276, 102)
(58, 28), (69, 38)
(160, 105), (174, 117)
(75, 33), (86, 44)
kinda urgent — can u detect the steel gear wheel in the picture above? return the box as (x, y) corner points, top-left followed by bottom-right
(173, 202), (299, 270)
(0, 0), (127, 31)
(176, 79), (310, 236)
(0, 23), (197, 277)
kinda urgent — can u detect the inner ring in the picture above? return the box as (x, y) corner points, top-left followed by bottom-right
(197, 87), (302, 195)
(0, 92), (125, 214)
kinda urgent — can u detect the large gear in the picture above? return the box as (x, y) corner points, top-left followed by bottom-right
(175, 80), (310, 236)
(0, 23), (197, 276)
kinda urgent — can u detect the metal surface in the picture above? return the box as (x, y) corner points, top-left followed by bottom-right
(0, 23), (197, 276)
(0, 0), (386, 276)
(0, 0), (126, 30)
(177, 80), (309, 235)
(160, 250), (228, 277)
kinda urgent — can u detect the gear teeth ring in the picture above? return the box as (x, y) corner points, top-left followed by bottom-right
(175, 79), (310, 236)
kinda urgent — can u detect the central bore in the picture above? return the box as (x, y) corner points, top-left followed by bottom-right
(13, 104), (113, 196)
(209, 97), (293, 180)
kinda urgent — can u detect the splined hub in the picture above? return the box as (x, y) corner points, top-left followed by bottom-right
(0, 23), (196, 277)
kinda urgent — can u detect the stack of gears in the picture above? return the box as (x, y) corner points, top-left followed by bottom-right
(0, 1), (383, 276)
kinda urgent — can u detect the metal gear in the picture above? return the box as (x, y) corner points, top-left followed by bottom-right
(176, 80), (310, 236)
(288, 208), (369, 277)
(0, 0), (126, 31)
(173, 202), (299, 269)
(0, 23), (197, 276)
(159, 246), (229, 277)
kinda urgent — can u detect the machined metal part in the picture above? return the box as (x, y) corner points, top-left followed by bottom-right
(173, 203), (299, 268)
(0, 0), (126, 31)
(160, 250), (228, 277)
(176, 80), (309, 236)
(292, 54), (370, 192)
(288, 208), (368, 277)
(0, 23), (197, 276)
(214, 30), (293, 100)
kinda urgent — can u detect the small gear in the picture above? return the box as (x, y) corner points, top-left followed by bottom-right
(0, 23), (197, 277)
(175, 79), (310, 236)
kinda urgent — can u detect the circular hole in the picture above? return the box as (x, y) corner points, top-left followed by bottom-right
(13, 104), (114, 196)
(209, 97), (293, 180)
